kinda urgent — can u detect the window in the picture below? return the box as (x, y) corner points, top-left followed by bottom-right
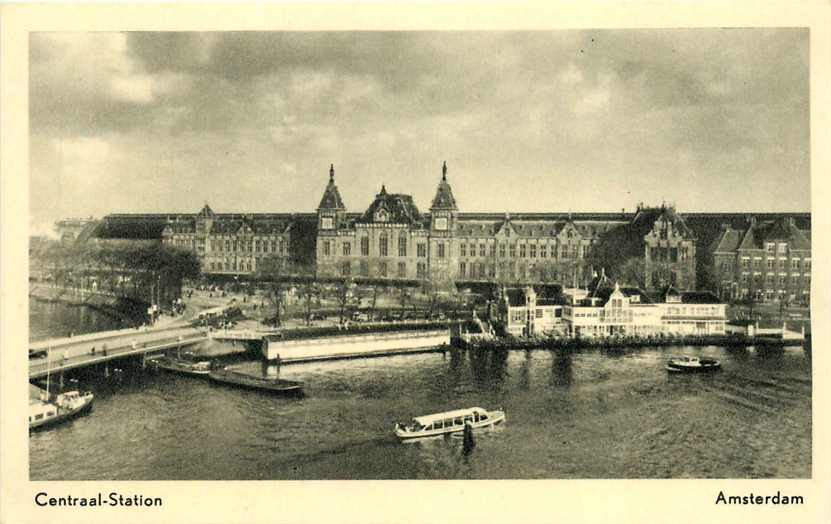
(397, 262), (406, 278)
(343, 242), (351, 256)
(459, 262), (466, 277)
(778, 243), (787, 254)
(561, 246), (569, 259)
(271, 240), (277, 253)
(741, 257), (750, 269)
(361, 236), (369, 256)
(805, 259), (811, 271)
(460, 243), (467, 257)
(479, 244), (486, 257)
(417, 262), (427, 278)
(323, 240), (331, 256)
(779, 259), (787, 271)
(379, 261), (388, 277)
(571, 245), (579, 258)
(255, 240), (261, 253)
(530, 245), (537, 258)
(753, 257), (761, 269)
(489, 244), (496, 257)
(499, 244), (506, 258)
(792, 259), (800, 270)
(341, 262), (351, 276)
(767, 259), (774, 270)
(488, 264), (496, 278)
(398, 236), (407, 257)
(509, 244), (516, 258)
(360, 261), (369, 277)
(437, 243), (445, 258)
(478, 263), (486, 278)
(766, 242), (775, 254)
(379, 233), (388, 257)
(520, 244), (526, 258)
(417, 243), (427, 258)
(536, 308), (543, 319)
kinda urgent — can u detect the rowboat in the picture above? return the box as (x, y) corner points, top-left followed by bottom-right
(395, 407), (505, 440)
(208, 367), (304, 395)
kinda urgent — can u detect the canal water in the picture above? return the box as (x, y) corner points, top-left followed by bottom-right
(29, 300), (132, 342)
(29, 303), (811, 480)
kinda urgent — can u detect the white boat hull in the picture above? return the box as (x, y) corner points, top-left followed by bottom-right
(395, 411), (505, 440)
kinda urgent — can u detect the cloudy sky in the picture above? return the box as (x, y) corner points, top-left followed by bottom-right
(30, 30), (809, 235)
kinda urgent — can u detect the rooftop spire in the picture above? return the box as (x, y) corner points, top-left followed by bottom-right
(380, 184), (387, 195)
(442, 161), (447, 181)
(430, 162), (458, 211)
(329, 163), (335, 181)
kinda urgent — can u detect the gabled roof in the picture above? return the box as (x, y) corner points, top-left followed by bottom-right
(712, 226), (742, 253)
(356, 189), (422, 225)
(430, 162), (458, 210)
(197, 204), (215, 218)
(736, 218), (811, 251)
(317, 165), (346, 211)
(635, 205), (695, 240)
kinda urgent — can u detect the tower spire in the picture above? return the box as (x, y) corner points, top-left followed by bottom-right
(442, 161), (447, 181)
(329, 163), (335, 181)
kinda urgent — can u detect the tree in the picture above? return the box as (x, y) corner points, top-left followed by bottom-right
(298, 281), (322, 326)
(330, 279), (360, 323)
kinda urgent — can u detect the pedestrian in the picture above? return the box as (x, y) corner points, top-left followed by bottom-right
(63, 350), (69, 362)
(91, 346), (96, 355)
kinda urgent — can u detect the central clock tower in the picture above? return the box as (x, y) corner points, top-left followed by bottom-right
(429, 161), (458, 235)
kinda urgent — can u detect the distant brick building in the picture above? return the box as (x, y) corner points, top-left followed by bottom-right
(711, 216), (811, 304)
(160, 204), (293, 275)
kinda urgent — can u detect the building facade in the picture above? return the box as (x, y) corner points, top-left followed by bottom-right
(501, 286), (564, 337)
(711, 216), (811, 304)
(561, 279), (725, 338)
(161, 204), (293, 275)
(315, 162), (630, 287)
(82, 162), (810, 297)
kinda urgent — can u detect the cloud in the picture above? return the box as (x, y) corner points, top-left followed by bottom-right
(29, 29), (810, 230)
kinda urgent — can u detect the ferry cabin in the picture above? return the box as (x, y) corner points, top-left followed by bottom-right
(29, 401), (57, 425)
(415, 409), (492, 432)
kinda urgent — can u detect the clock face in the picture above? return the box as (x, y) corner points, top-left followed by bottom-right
(321, 216), (333, 229)
(435, 217), (448, 231)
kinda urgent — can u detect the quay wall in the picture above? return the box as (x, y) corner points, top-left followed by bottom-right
(262, 329), (450, 363)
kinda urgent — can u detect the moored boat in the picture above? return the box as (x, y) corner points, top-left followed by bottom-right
(208, 366), (304, 395)
(29, 389), (94, 432)
(395, 407), (505, 440)
(152, 355), (212, 377)
(666, 356), (721, 373)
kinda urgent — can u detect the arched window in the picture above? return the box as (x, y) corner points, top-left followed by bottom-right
(379, 232), (388, 257)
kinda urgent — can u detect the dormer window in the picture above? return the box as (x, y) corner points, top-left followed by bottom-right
(375, 209), (389, 222)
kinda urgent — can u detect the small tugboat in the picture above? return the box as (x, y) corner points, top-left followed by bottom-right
(208, 366), (304, 395)
(152, 354), (212, 377)
(29, 388), (94, 432)
(395, 407), (505, 441)
(666, 356), (721, 373)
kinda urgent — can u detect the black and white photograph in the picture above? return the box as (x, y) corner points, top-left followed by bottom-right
(23, 27), (813, 482)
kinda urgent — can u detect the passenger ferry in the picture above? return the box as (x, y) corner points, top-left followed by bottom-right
(666, 356), (721, 373)
(395, 407), (505, 440)
(29, 389), (94, 432)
